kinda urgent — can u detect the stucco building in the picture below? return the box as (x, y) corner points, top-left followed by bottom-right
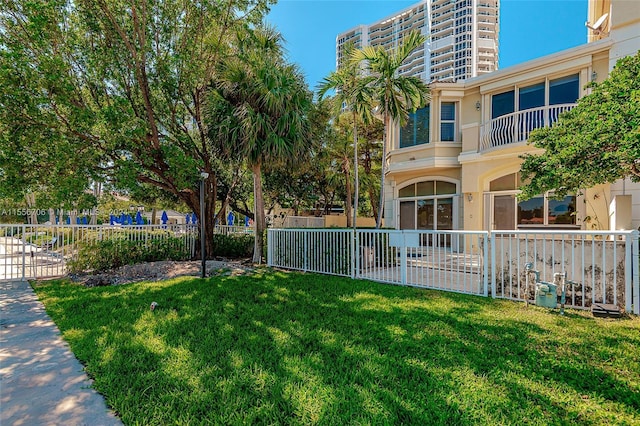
(382, 0), (639, 232)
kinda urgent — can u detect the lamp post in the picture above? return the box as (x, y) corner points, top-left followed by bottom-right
(200, 171), (209, 279)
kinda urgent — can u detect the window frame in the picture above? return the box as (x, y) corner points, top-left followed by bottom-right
(396, 179), (459, 230)
(487, 190), (580, 230)
(489, 72), (581, 117)
(440, 101), (457, 142)
(399, 104), (430, 148)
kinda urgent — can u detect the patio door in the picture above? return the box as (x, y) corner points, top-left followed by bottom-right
(493, 194), (516, 230)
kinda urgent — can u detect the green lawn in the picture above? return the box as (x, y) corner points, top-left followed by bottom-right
(34, 271), (640, 425)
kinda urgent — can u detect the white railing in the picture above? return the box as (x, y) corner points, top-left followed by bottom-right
(479, 103), (576, 152)
(267, 229), (639, 313)
(492, 230), (639, 313)
(358, 230), (489, 295)
(0, 224), (198, 281)
(214, 225), (253, 235)
(269, 229), (489, 296)
(268, 229), (353, 277)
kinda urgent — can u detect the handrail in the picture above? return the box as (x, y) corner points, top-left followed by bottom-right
(479, 103), (576, 152)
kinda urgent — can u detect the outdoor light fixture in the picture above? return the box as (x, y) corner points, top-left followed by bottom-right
(467, 193), (473, 202)
(591, 71), (598, 82)
(200, 171), (209, 278)
(475, 101), (481, 111)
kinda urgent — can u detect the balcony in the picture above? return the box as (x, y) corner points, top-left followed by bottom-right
(479, 103), (576, 152)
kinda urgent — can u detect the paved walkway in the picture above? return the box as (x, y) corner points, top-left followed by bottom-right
(0, 280), (122, 425)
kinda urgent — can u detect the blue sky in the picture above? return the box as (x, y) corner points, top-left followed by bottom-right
(266, 0), (588, 88)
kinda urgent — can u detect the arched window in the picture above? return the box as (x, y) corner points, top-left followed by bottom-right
(398, 180), (457, 230)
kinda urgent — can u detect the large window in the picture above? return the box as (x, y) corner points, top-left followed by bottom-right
(519, 82), (545, 110)
(490, 73), (580, 117)
(398, 180), (457, 231)
(491, 90), (515, 119)
(549, 74), (579, 105)
(517, 195), (576, 226)
(488, 173), (578, 229)
(400, 106), (430, 148)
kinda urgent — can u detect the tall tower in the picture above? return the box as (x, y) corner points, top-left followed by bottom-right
(336, 0), (499, 82)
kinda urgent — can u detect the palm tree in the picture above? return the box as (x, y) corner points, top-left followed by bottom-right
(208, 27), (312, 263)
(326, 116), (357, 225)
(352, 31), (430, 228)
(317, 43), (373, 228)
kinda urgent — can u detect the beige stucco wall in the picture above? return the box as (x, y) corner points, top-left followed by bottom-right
(388, 144), (462, 166)
(460, 155), (524, 231)
(583, 185), (612, 230)
(324, 215), (378, 228)
(460, 86), (481, 128)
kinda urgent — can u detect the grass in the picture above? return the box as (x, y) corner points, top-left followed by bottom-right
(34, 271), (640, 425)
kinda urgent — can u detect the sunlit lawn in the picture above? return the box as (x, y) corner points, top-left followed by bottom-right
(34, 271), (640, 425)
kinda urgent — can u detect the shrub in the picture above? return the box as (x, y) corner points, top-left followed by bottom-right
(212, 233), (254, 258)
(68, 236), (191, 273)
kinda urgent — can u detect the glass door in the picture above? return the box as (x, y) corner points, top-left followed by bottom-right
(493, 194), (516, 230)
(417, 200), (433, 230)
(399, 201), (415, 230)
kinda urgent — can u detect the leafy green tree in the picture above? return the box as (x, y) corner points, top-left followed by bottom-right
(0, 0), (272, 257)
(317, 43), (373, 228)
(207, 27), (312, 263)
(353, 31), (430, 228)
(355, 118), (384, 218)
(263, 166), (317, 215)
(520, 51), (640, 199)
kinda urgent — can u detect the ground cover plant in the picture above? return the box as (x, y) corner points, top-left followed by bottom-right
(34, 272), (640, 425)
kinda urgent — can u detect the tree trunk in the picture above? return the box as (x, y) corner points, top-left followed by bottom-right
(352, 111), (359, 229)
(344, 160), (353, 228)
(376, 114), (389, 229)
(189, 173), (217, 261)
(361, 143), (378, 220)
(369, 186), (379, 221)
(215, 199), (230, 225)
(252, 161), (266, 264)
(25, 193), (38, 224)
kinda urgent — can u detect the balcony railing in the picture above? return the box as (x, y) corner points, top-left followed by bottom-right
(479, 103), (576, 152)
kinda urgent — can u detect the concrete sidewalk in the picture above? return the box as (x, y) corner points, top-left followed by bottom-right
(0, 280), (121, 425)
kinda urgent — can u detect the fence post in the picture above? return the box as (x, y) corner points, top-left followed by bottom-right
(21, 224), (26, 281)
(350, 229), (355, 279)
(266, 229), (272, 266)
(400, 234), (407, 286)
(303, 230), (308, 272)
(625, 232), (633, 313)
(483, 233), (489, 297)
(633, 230), (639, 315)
(354, 230), (360, 280)
(490, 231), (496, 298)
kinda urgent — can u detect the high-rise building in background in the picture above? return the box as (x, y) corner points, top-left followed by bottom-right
(336, 0), (499, 82)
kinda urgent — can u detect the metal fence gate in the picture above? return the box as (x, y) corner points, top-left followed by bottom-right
(0, 224), (198, 281)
